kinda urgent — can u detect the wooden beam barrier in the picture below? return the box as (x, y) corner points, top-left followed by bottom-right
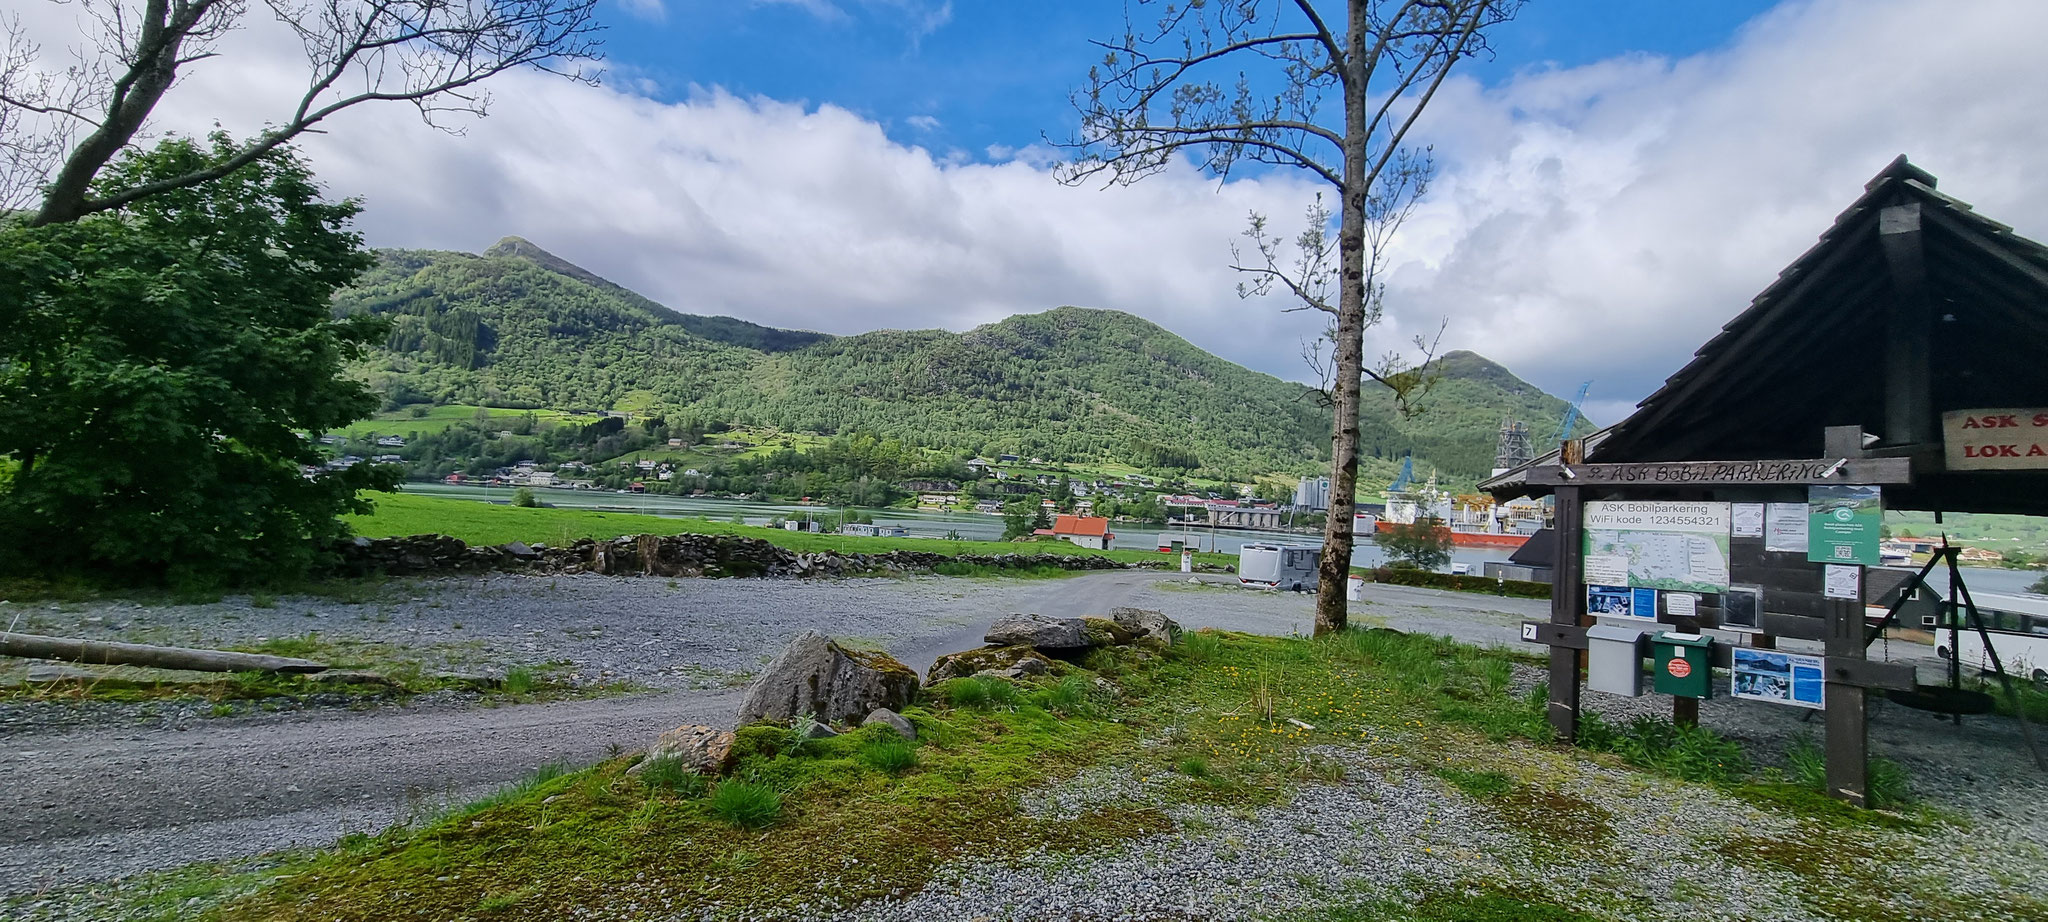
(1524, 457), (1912, 487)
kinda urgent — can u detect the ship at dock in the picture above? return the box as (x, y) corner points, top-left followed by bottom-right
(1356, 413), (1560, 550)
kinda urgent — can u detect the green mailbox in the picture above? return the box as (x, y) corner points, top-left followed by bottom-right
(1652, 632), (1714, 698)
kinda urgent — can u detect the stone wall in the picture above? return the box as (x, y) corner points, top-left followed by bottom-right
(325, 532), (1140, 580)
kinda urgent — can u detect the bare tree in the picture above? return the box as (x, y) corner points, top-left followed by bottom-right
(1061, 0), (1517, 635)
(1, 0), (602, 225)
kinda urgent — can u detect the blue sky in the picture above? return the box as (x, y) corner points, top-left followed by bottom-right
(619, 1), (1780, 173)
(30, 0), (2043, 423)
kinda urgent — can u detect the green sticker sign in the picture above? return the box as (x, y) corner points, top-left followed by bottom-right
(1807, 485), (1881, 565)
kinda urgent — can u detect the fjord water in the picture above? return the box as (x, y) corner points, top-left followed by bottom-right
(401, 482), (1520, 573)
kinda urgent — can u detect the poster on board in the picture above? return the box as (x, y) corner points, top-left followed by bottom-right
(1765, 503), (1808, 553)
(1731, 648), (1825, 709)
(1582, 501), (1731, 592)
(1809, 485), (1882, 565)
(1732, 503), (1765, 538)
(1588, 585), (1656, 620)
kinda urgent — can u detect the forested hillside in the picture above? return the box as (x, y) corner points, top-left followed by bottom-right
(335, 239), (1586, 482)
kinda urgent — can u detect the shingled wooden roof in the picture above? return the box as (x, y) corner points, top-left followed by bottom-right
(1484, 157), (2048, 516)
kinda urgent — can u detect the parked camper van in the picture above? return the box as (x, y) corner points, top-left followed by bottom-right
(1239, 543), (1320, 591)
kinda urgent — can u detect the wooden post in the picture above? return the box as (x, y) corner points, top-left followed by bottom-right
(1824, 594), (1870, 806)
(1879, 203), (1934, 446)
(1821, 424), (1870, 806)
(1546, 439), (1586, 742)
(1673, 696), (1699, 728)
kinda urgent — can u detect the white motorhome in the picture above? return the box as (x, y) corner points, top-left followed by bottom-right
(1239, 543), (1320, 591)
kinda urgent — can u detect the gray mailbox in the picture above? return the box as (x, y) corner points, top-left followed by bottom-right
(1586, 624), (1648, 697)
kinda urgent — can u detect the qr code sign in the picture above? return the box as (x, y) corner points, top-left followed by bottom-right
(1834, 546), (1853, 559)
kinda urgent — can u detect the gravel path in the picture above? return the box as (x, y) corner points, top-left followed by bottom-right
(828, 735), (2045, 922)
(6, 571), (2045, 916)
(0, 570), (1343, 893)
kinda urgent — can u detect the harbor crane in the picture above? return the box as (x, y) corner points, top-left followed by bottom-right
(1555, 381), (1592, 444)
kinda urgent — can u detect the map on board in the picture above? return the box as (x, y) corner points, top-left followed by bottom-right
(1582, 501), (1732, 593)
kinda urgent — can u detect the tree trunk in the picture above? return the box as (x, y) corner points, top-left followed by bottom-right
(1313, 1), (1374, 637)
(28, 0), (190, 226)
(0, 632), (329, 674)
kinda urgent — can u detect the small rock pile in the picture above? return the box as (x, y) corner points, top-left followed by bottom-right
(635, 610), (1181, 782)
(926, 608), (1182, 684)
(326, 533), (1132, 580)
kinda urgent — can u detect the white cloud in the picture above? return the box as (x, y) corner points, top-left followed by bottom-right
(905, 114), (941, 131)
(1381, 0), (2048, 419)
(12, 0), (2048, 427)
(614, 0), (667, 23)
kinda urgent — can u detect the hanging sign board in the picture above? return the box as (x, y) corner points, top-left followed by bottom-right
(1808, 485), (1882, 565)
(1582, 501), (1731, 592)
(1525, 458), (1911, 485)
(1764, 503), (1808, 553)
(1731, 648), (1826, 709)
(1943, 409), (2048, 471)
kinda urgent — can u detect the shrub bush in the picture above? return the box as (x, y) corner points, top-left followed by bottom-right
(707, 780), (781, 829)
(1031, 675), (1096, 715)
(638, 756), (708, 796)
(859, 738), (918, 774)
(937, 675), (1019, 710)
(502, 666), (537, 695)
(1367, 567), (1550, 599)
(1175, 631), (1225, 663)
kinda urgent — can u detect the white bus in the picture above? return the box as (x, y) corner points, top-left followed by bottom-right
(1925, 591), (2048, 686)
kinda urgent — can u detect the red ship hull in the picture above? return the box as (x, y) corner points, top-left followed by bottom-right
(1370, 520), (1531, 550)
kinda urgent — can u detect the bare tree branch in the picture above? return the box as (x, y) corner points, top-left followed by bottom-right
(1061, 0), (1520, 635)
(6, 0), (603, 225)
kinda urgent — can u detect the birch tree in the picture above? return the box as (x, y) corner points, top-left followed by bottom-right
(1061, 0), (1517, 634)
(0, 0), (601, 224)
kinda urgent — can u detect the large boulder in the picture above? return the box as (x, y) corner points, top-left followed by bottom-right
(631, 724), (736, 776)
(1109, 607), (1182, 648)
(927, 644), (1059, 685)
(984, 613), (1091, 650)
(737, 631), (919, 725)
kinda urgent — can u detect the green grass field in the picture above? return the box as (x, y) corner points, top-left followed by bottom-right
(335, 405), (602, 439)
(345, 492), (1234, 566)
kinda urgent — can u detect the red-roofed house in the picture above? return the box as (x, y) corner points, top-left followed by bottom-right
(1034, 514), (1116, 551)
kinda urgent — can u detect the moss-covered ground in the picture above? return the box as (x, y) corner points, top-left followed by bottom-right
(28, 628), (2043, 922)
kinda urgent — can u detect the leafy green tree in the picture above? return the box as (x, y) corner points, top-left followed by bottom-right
(1002, 501), (1035, 540)
(512, 488), (540, 508)
(1375, 517), (1453, 572)
(1032, 504), (1053, 533)
(0, 134), (396, 585)
(2030, 573), (2048, 595)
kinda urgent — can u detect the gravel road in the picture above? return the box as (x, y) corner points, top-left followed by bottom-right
(6, 570), (2044, 910)
(2, 570), (1368, 893)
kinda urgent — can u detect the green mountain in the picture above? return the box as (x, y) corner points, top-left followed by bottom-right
(334, 238), (1586, 484)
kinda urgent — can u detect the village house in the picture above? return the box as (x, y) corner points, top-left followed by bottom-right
(1035, 514), (1115, 551)
(918, 493), (960, 508)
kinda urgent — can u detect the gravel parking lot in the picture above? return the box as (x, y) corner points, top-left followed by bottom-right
(4, 570), (2045, 915)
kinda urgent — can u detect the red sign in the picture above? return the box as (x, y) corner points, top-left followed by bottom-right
(1667, 658), (1693, 679)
